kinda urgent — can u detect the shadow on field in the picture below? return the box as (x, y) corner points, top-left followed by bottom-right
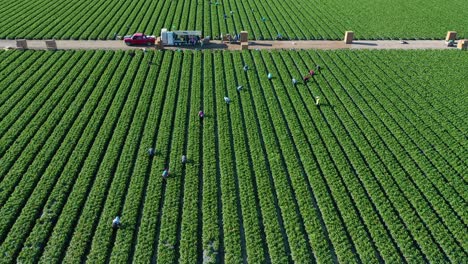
(352, 42), (377, 46)
(249, 42), (273, 47)
(318, 103), (334, 108)
(165, 43), (229, 50)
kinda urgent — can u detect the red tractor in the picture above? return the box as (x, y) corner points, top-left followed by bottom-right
(123, 33), (156, 46)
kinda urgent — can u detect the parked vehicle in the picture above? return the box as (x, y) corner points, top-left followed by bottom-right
(123, 33), (156, 46)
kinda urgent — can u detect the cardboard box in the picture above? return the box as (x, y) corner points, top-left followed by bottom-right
(16, 39), (28, 50)
(457, 39), (467, 50)
(344, 31), (354, 44)
(155, 37), (163, 49)
(241, 42), (248, 50)
(446, 31), (457, 41)
(45, 40), (57, 50)
(240, 31), (248, 42)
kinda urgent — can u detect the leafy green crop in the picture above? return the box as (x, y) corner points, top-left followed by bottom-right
(0, 49), (466, 263)
(0, 0), (466, 40)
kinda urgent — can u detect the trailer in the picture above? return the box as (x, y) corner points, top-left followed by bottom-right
(160, 28), (202, 46)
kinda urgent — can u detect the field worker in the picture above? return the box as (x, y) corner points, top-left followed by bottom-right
(309, 70), (315, 76)
(224, 97), (231, 104)
(237, 85), (243, 92)
(162, 169), (169, 180)
(292, 78), (297, 85)
(198, 110), (205, 119)
(230, 11), (234, 15)
(316, 65), (321, 72)
(112, 216), (121, 229)
(243, 65), (249, 71)
(315, 96), (320, 106)
(224, 14), (227, 19)
(267, 73), (272, 80)
(181, 155), (187, 164)
(303, 75), (310, 83)
(148, 148), (155, 157)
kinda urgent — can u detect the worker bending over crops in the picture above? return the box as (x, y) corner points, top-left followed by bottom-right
(148, 148), (155, 157)
(243, 65), (249, 72)
(112, 216), (121, 229)
(292, 78), (297, 85)
(182, 155), (187, 164)
(162, 169), (169, 180)
(224, 97), (231, 104)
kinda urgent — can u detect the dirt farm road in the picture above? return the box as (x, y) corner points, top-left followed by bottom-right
(0, 39), (457, 51)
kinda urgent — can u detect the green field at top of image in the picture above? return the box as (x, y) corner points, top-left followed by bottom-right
(0, 0), (466, 40)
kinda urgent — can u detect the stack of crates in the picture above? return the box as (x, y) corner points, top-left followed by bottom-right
(240, 31), (248, 50)
(344, 31), (354, 44)
(457, 39), (467, 50)
(445, 31), (457, 42)
(16, 39), (28, 50)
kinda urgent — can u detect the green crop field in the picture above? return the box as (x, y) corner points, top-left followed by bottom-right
(0, 49), (466, 263)
(0, 0), (466, 40)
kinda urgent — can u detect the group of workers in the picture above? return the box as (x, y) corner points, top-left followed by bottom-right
(145, 111), (206, 182)
(265, 65), (322, 85)
(303, 65), (321, 83)
(111, 63), (324, 230)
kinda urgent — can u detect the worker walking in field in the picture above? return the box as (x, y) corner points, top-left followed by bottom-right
(112, 216), (121, 229)
(148, 148), (155, 157)
(162, 169), (169, 180)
